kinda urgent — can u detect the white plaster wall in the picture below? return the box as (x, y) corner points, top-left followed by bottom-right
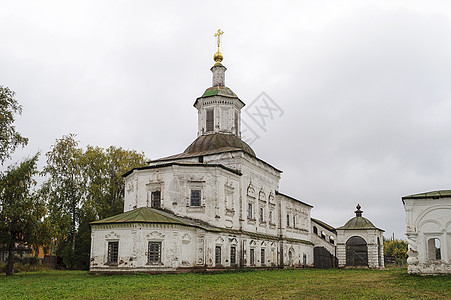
(195, 96), (243, 136)
(283, 242), (314, 267)
(124, 165), (242, 230)
(90, 223), (199, 272)
(336, 229), (384, 269)
(124, 150), (315, 245)
(311, 221), (336, 255)
(240, 157), (282, 236)
(278, 195), (312, 242)
(116, 145), (317, 273)
(90, 223), (314, 273)
(404, 197), (451, 274)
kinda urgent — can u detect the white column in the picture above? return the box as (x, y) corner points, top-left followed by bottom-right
(442, 232), (449, 263)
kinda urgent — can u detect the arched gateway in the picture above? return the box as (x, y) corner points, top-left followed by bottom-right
(336, 204), (385, 268)
(345, 236), (368, 267)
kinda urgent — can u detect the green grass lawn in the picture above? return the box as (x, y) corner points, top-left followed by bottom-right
(0, 268), (450, 299)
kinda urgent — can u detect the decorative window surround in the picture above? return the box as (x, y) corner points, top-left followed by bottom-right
(147, 181), (164, 208)
(225, 208), (235, 216)
(188, 181), (205, 207)
(147, 242), (162, 265)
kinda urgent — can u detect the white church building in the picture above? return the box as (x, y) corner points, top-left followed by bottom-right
(89, 33), (384, 274)
(90, 38), (315, 274)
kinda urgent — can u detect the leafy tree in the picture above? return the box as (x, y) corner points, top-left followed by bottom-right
(74, 145), (146, 269)
(384, 238), (408, 260)
(81, 145), (147, 220)
(0, 153), (47, 275)
(41, 134), (84, 268)
(42, 134), (147, 269)
(0, 86), (28, 164)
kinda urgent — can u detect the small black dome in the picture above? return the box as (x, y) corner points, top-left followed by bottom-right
(184, 133), (256, 157)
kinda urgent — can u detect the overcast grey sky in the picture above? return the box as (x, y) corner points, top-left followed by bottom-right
(2, 0), (451, 239)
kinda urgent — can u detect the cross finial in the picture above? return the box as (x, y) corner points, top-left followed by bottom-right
(213, 29), (224, 64)
(214, 29), (224, 51)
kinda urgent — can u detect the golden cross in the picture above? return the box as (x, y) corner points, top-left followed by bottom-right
(214, 29), (224, 50)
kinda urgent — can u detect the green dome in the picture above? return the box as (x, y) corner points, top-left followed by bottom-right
(184, 133), (256, 157)
(201, 86), (237, 98)
(338, 216), (377, 230)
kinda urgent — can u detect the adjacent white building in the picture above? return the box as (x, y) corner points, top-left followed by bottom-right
(89, 47), (315, 274)
(402, 190), (451, 275)
(311, 218), (337, 268)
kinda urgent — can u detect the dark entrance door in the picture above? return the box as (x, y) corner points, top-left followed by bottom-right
(346, 236), (368, 267)
(314, 247), (337, 269)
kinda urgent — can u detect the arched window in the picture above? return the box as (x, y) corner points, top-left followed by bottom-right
(329, 236), (335, 245)
(427, 238), (441, 260)
(288, 248), (294, 266)
(259, 189), (266, 201)
(313, 226), (318, 235)
(321, 231), (326, 239)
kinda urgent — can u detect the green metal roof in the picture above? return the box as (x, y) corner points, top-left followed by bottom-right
(90, 207), (185, 225)
(91, 207), (312, 245)
(91, 207), (219, 232)
(336, 216), (381, 231)
(201, 86), (237, 98)
(402, 190), (451, 200)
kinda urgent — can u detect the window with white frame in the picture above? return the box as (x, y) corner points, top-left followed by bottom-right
(215, 246), (222, 265)
(151, 191), (161, 208)
(225, 186), (234, 211)
(190, 189), (202, 206)
(248, 203), (253, 219)
(107, 241), (118, 265)
(287, 214), (290, 227)
(427, 238), (441, 260)
(230, 246), (237, 265)
(313, 226), (318, 235)
(261, 248), (265, 266)
(206, 109), (214, 132)
(259, 207), (264, 222)
(148, 242), (162, 264)
(250, 248), (255, 266)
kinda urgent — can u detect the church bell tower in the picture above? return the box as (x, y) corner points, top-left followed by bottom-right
(193, 29), (245, 138)
(184, 30), (255, 158)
